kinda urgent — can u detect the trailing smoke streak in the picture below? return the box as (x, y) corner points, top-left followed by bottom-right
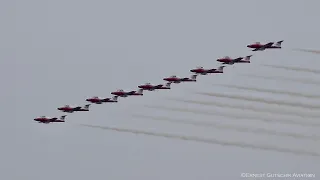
(263, 64), (320, 75)
(197, 92), (320, 110)
(167, 98), (320, 119)
(215, 84), (320, 99)
(293, 48), (320, 54)
(144, 105), (320, 127)
(240, 74), (320, 86)
(78, 124), (320, 157)
(132, 114), (320, 141)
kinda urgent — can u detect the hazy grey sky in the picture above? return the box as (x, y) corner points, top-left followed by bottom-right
(2, 0), (320, 179)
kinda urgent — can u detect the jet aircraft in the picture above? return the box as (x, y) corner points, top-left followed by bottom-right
(34, 115), (66, 124)
(217, 55), (252, 65)
(86, 96), (118, 104)
(190, 66), (225, 75)
(57, 104), (90, 113)
(111, 89), (143, 97)
(138, 82), (172, 91)
(247, 40), (283, 51)
(163, 75), (197, 83)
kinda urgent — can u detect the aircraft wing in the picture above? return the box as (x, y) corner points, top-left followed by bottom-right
(127, 91), (136, 95)
(263, 42), (274, 48)
(232, 57), (243, 62)
(73, 106), (82, 110)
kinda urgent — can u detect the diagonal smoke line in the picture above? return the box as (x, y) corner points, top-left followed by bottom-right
(77, 123), (320, 157)
(214, 84), (320, 99)
(167, 97), (320, 119)
(132, 114), (320, 141)
(292, 48), (320, 54)
(196, 92), (320, 110)
(262, 64), (320, 75)
(240, 74), (320, 86)
(144, 105), (320, 128)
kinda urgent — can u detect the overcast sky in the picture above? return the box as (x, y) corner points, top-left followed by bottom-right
(2, 0), (320, 179)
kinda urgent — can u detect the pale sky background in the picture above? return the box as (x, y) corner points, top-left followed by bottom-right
(2, 0), (320, 179)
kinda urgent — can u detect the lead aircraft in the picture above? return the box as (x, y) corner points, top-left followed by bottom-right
(34, 115), (66, 124)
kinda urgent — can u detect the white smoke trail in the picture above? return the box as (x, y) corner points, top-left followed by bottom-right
(292, 48), (320, 54)
(167, 98), (320, 119)
(144, 105), (320, 127)
(197, 92), (320, 110)
(263, 64), (320, 75)
(240, 74), (320, 86)
(78, 124), (320, 157)
(132, 114), (320, 141)
(215, 84), (320, 99)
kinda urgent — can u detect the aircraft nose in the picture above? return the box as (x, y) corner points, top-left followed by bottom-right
(246, 45), (250, 47)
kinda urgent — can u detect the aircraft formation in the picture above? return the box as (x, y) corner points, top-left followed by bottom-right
(34, 40), (284, 124)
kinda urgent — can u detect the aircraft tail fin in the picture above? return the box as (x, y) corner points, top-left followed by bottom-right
(244, 55), (252, 61)
(112, 96), (118, 101)
(137, 89), (143, 94)
(275, 40), (283, 47)
(84, 104), (90, 110)
(191, 74), (197, 80)
(218, 66), (225, 72)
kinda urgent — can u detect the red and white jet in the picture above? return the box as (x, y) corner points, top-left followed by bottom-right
(138, 82), (172, 91)
(111, 89), (143, 97)
(86, 96), (118, 104)
(57, 104), (90, 113)
(34, 115), (66, 124)
(247, 40), (283, 51)
(163, 75), (197, 83)
(217, 55), (252, 65)
(190, 66), (225, 75)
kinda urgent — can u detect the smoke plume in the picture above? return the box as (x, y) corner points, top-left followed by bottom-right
(78, 123), (320, 157)
(144, 105), (320, 127)
(132, 114), (320, 141)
